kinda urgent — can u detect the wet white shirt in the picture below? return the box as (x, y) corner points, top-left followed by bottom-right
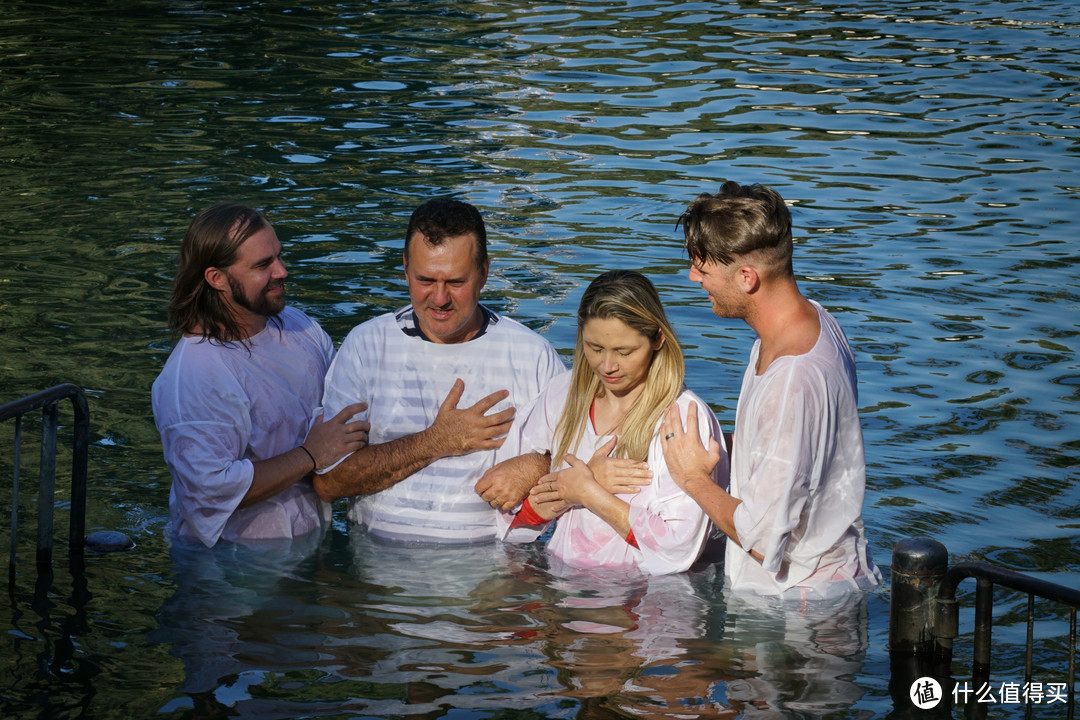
(320, 305), (566, 544)
(498, 372), (729, 576)
(727, 301), (882, 597)
(151, 306), (334, 547)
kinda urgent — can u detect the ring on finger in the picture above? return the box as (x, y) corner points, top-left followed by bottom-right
(664, 432), (675, 440)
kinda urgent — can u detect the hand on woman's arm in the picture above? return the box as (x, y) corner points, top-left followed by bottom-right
(661, 402), (760, 560)
(476, 452), (551, 511)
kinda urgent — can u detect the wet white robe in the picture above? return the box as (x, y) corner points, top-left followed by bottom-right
(499, 372), (729, 576)
(727, 301), (882, 597)
(151, 307), (333, 547)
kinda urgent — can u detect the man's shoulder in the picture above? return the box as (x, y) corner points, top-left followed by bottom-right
(279, 304), (321, 330)
(485, 310), (564, 380)
(751, 309), (857, 409)
(338, 307), (402, 344)
(152, 335), (242, 420)
(277, 305), (332, 346)
(804, 302), (856, 373)
(485, 307), (556, 347)
(157, 333), (230, 371)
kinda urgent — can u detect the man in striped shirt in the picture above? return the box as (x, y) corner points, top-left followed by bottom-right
(315, 198), (566, 544)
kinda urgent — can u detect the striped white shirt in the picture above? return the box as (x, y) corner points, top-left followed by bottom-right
(321, 304), (566, 544)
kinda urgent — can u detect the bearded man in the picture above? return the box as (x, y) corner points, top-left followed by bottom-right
(151, 203), (368, 547)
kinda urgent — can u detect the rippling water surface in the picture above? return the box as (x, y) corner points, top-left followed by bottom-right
(1, 2), (1077, 718)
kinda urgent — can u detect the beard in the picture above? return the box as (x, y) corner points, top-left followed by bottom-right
(228, 274), (286, 318)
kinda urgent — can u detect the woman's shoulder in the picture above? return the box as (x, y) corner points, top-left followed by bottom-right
(671, 386), (723, 435)
(541, 368), (574, 396)
(674, 385), (711, 410)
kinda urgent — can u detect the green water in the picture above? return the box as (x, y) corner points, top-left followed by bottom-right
(1, 1), (1078, 717)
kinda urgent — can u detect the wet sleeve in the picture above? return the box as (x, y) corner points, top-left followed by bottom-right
(630, 396), (730, 576)
(493, 382), (562, 541)
(494, 376), (565, 465)
(156, 370), (255, 547)
(731, 368), (820, 575)
(317, 327), (370, 473)
(536, 342), (569, 388)
(497, 498), (554, 544)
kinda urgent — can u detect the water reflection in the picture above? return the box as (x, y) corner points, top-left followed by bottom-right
(149, 530), (330, 709)
(720, 592), (873, 718)
(150, 530), (876, 719)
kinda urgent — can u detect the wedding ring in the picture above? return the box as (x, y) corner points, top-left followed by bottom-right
(665, 433), (675, 440)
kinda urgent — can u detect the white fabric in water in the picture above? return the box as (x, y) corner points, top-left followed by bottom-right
(498, 371), (729, 576)
(151, 306), (333, 547)
(320, 304), (566, 544)
(727, 300), (882, 596)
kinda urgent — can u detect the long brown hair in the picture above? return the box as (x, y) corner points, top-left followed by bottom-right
(166, 202), (272, 346)
(551, 270), (685, 465)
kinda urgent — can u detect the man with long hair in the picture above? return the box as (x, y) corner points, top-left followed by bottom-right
(151, 202), (368, 547)
(314, 197), (566, 544)
(661, 182), (882, 598)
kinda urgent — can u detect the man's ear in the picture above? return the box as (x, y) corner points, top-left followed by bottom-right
(737, 265), (760, 294)
(204, 266), (229, 293)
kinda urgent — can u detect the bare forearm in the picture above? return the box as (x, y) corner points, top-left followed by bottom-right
(476, 452), (551, 510)
(579, 485), (632, 540)
(506, 452), (550, 504)
(242, 446), (317, 508)
(592, 498), (632, 540)
(313, 429), (445, 502)
(682, 476), (744, 547)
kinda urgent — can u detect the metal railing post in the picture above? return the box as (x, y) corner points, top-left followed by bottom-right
(2, 383), (95, 569)
(68, 389), (89, 548)
(890, 537), (949, 655)
(36, 401), (59, 568)
(889, 538), (951, 715)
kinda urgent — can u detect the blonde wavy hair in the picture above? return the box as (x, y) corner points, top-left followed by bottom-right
(551, 270), (685, 466)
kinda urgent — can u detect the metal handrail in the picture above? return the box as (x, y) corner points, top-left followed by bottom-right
(1, 383), (89, 570)
(937, 561), (1080, 690)
(935, 561), (1079, 718)
(890, 538), (1079, 717)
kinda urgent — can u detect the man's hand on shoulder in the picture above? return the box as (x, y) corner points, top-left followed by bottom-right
(660, 401), (720, 494)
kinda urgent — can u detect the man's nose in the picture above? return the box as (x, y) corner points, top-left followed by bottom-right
(272, 257), (288, 280)
(432, 283), (451, 306)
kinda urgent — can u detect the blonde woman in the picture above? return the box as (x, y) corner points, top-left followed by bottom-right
(498, 270), (729, 576)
